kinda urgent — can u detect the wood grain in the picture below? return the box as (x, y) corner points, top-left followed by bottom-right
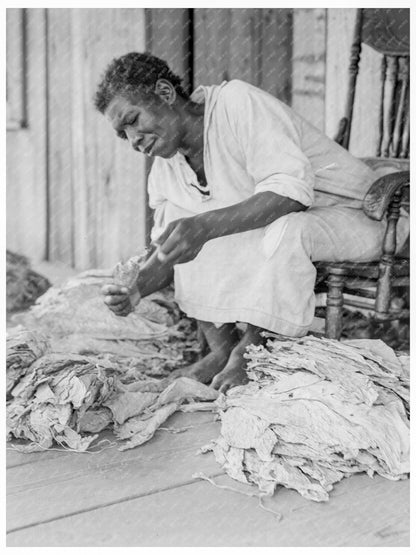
(6, 413), (220, 531)
(325, 9), (383, 157)
(292, 8), (326, 130)
(7, 451), (409, 546)
(193, 8), (292, 102)
(47, 9), (75, 266)
(7, 9), (150, 269)
(49, 8), (149, 269)
(146, 8), (192, 94)
(6, 8), (48, 262)
(6, 8), (26, 129)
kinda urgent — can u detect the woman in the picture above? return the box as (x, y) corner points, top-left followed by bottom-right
(95, 52), (408, 393)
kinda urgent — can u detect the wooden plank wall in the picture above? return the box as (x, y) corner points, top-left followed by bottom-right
(146, 9), (192, 94)
(46, 8), (148, 269)
(47, 10), (74, 266)
(6, 9), (27, 129)
(325, 8), (383, 156)
(7, 8), (149, 269)
(292, 8), (326, 131)
(292, 7), (383, 149)
(193, 8), (293, 103)
(6, 9), (48, 262)
(143, 8), (193, 243)
(192, 7), (383, 153)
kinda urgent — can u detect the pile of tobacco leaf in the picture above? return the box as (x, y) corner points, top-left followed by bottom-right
(202, 334), (409, 502)
(7, 327), (217, 453)
(6, 262), (214, 453)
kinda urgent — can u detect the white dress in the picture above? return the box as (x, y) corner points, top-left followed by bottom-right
(147, 80), (409, 336)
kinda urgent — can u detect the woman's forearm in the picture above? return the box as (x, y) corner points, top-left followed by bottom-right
(197, 191), (307, 241)
(136, 249), (174, 297)
(148, 191), (308, 267)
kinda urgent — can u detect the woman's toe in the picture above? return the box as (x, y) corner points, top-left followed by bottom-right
(211, 373), (223, 390)
(219, 382), (232, 394)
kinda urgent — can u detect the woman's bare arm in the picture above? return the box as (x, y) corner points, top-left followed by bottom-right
(155, 191), (307, 265)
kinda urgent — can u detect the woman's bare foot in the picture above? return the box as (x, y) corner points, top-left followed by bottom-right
(211, 324), (265, 393)
(171, 321), (239, 384)
(171, 349), (231, 384)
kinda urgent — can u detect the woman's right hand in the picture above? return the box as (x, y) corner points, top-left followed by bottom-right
(101, 284), (139, 317)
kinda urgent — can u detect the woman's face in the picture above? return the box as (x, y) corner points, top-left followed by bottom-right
(105, 91), (183, 158)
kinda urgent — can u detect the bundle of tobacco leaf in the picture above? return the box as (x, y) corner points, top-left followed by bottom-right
(12, 270), (175, 339)
(6, 328), (50, 398)
(10, 265), (199, 361)
(7, 255), (212, 453)
(202, 334), (409, 502)
(7, 328), (217, 453)
(6, 250), (51, 313)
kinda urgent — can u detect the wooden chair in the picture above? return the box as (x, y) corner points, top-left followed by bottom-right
(316, 8), (410, 340)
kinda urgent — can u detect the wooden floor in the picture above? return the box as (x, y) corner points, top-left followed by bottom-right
(6, 411), (410, 547)
(6, 261), (410, 546)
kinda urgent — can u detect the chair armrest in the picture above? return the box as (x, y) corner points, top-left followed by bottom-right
(363, 171), (410, 220)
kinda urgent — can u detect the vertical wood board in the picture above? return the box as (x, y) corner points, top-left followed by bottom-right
(70, 9), (92, 270)
(6, 8), (26, 129)
(292, 8), (326, 130)
(46, 8), (148, 269)
(47, 9), (75, 265)
(349, 43), (383, 157)
(90, 8), (148, 269)
(146, 8), (192, 94)
(325, 8), (383, 156)
(144, 8), (193, 244)
(193, 9), (292, 103)
(258, 8), (293, 102)
(6, 8), (48, 262)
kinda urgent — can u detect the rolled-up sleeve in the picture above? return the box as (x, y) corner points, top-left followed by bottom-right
(223, 81), (315, 207)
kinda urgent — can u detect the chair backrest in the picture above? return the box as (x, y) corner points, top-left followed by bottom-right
(335, 8), (410, 159)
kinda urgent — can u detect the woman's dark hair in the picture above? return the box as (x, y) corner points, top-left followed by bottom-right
(94, 51), (188, 113)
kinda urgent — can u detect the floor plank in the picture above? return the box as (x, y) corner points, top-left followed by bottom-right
(7, 442), (72, 468)
(6, 412), (216, 468)
(7, 412), (221, 531)
(6, 473), (409, 547)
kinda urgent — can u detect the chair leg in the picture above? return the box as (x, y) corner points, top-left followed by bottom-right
(375, 190), (402, 319)
(325, 268), (347, 340)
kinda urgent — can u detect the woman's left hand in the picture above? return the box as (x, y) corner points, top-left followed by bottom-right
(154, 217), (208, 265)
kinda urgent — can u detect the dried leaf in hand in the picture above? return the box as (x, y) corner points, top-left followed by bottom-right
(112, 254), (147, 291)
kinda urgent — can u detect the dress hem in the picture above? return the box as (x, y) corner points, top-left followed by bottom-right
(176, 299), (312, 337)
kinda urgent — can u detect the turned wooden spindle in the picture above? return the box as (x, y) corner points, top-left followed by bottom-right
(399, 100), (410, 159)
(375, 189), (403, 318)
(377, 56), (387, 157)
(325, 267), (348, 339)
(391, 57), (409, 157)
(380, 56), (399, 157)
(341, 8), (363, 150)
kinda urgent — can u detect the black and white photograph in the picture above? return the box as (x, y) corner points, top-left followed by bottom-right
(4, 2), (412, 548)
